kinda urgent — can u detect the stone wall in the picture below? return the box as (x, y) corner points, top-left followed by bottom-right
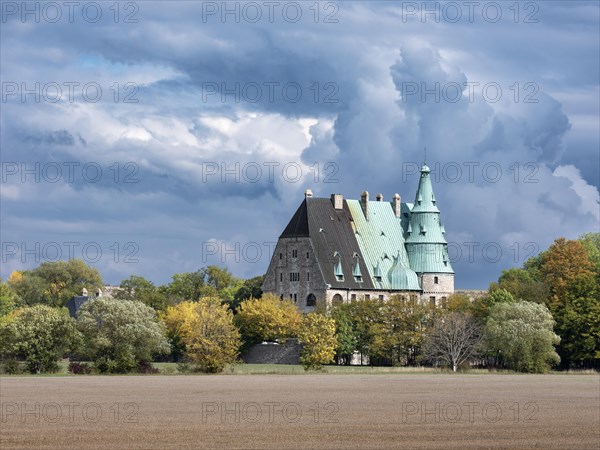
(241, 340), (302, 365)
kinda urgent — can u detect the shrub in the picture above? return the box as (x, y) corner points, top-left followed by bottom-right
(68, 361), (92, 374)
(77, 298), (169, 373)
(137, 361), (160, 374)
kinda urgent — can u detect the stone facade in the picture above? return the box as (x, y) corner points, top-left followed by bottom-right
(261, 237), (327, 311)
(324, 289), (420, 308)
(420, 273), (454, 306)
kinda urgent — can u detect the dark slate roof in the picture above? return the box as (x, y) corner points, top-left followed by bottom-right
(280, 199), (309, 238)
(303, 197), (375, 290)
(66, 296), (90, 318)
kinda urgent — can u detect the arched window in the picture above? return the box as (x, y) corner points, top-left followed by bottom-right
(306, 293), (316, 307)
(332, 293), (343, 306)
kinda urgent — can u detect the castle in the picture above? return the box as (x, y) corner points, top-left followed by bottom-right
(262, 163), (454, 311)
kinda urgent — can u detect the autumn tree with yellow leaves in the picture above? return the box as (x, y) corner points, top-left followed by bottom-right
(297, 313), (337, 370)
(234, 294), (301, 346)
(162, 298), (241, 372)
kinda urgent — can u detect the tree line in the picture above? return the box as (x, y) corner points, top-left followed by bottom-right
(0, 233), (598, 374)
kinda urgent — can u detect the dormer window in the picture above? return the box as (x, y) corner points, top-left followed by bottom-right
(353, 253), (362, 282)
(334, 252), (344, 282)
(374, 261), (383, 282)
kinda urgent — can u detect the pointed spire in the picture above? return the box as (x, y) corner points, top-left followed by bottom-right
(405, 152), (453, 274)
(412, 162), (438, 213)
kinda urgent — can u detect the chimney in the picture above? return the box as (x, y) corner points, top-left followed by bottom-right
(393, 193), (401, 218)
(96, 288), (102, 297)
(331, 193), (343, 210)
(305, 189), (313, 198)
(361, 191), (369, 220)
(376, 193), (383, 202)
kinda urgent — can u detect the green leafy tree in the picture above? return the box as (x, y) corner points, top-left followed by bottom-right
(490, 268), (549, 305)
(7, 271), (49, 307)
(0, 305), (80, 373)
(485, 301), (560, 373)
(446, 293), (474, 314)
(579, 232), (600, 279)
(330, 297), (435, 366)
(298, 313), (337, 370)
(385, 296), (437, 365)
(7, 260), (103, 307)
(165, 266), (240, 303)
(235, 294), (301, 346)
(343, 298), (383, 363)
(550, 273), (600, 368)
(77, 298), (169, 373)
(472, 288), (517, 321)
(330, 303), (357, 365)
(162, 298), (241, 373)
(0, 280), (20, 317)
(228, 275), (264, 312)
(166, 271), (206, 303)
(115, 275), (169, 312)
(200, 265), (236, 294)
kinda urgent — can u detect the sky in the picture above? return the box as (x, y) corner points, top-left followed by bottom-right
(1, 1), (599, 289)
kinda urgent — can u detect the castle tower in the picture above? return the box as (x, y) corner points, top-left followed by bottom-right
(404, 163), (454, 305)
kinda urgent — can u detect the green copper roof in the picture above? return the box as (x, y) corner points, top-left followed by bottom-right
(405, 163), (454, 274)
(410, 162), (440, 214)
(346, 199), (421, 291)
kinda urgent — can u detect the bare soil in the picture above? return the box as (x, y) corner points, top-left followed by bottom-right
(1, 374), (598, 449)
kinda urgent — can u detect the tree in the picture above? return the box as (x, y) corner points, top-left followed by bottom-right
(550, 273), (600, 368)
(330, 297), (436, 366)
(540, 238), (594, 302)
(166, 271), (206, 303)
(490, 268), (549, 305)
(165, 266), (240, 303)
(330, 303), (357, 365)
(77, 298), (169, 373)
(424, 312), (482, 372)
(115, 275), (169, 312)
(538, 237), (598, 369)
(385, 296), (437, 366)
(7, 260), (103, 307)
(297, 313), (337, 370)
(163, 299), (241, 373)
(578, 232), (600, 275)
(0, 305), (80, 374)
(485, 301), (560, 373)
(343, 298), (384, 363)
(472, 288), (517, 321)
(446, 293), (473, 314)
(0, 280), (19, 317)
(235, 294), (301, 345)
(7, 271), (46, 306)
(228, 275), (264, 311)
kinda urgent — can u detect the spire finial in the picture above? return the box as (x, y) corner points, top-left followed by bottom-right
(424, 147), (427, 165)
